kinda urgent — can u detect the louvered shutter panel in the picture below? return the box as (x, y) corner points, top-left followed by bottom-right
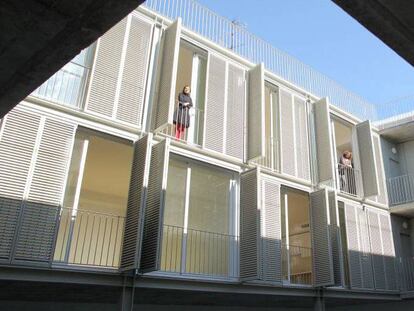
(328, 191), (343, 286)
(344, 202), (363, 289)
(204, 54), (226, 153)
(0, 109), (41, 262)
(366, 208), (387, 290)
(13, 118), (75, 264)
(313, 98), (335, 183)
(379, 213), (398, 290)
(356, 207), (374, 289)
(140, 139), (170, 272)
(372, 135), (388, 205)
(153, 19), (181, 131)
(280, 89), (295, 176)
(310, 189), (334, 286)
(294, 97), (310, 181)
(120, 134), (152, 271)
(247, 63), (265, 160)
(225, 64), (245, 160)
(240, 169), (261, 280)
(356, 121), (379, 197)
(86, 18), (127, 117)
(261, 178), (282, 283)
(117, 16), (153, 126)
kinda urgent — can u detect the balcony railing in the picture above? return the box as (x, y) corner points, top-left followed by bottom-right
(336, 164), (363, 197)
(250, 137), (280, 172)
(158, 107), (204, 146)
(160, 224), (238, 278)
(53, 207), (125, 269)
(388, 175), (414, 206)
(398, 257), (414, 291)
(282, 244), (313, 286)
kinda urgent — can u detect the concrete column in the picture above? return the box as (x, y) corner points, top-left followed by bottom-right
(314, 290), (325, 311)
(119, 276), (135, 311)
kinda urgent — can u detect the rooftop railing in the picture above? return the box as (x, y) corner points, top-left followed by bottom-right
(143, 0), (377, 121)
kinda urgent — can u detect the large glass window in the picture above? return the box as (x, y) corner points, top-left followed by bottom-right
(161, 156), (237, 278)
(54, 128), (133, 268)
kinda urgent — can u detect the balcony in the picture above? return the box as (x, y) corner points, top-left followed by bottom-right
(53, 207), (125, 269)
(388, 175), (414, 206)
(250, 137), (280, 172)
(336, 164), (363, 197)
(159, 224), (238, 279)
(282, 244), (313, 286)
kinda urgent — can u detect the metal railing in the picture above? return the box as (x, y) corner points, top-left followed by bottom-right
(250, 137), (280, 172)
(375, 96), (414, 125)
(398, 257), (414, 291)
(388, 175), (414, 206)
(143, 0), (377, 121)
(32, 62), (90, 108)
(336, 164), (363, 197)
(53, 207), (125, 268)
(159, 107), (204, 146)
(282, 244), (313, 285)
(160, 224), (238, 278)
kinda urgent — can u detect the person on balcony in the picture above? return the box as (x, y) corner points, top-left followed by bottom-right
(173, 85), (193, 140)
(339, 150), (356, 195)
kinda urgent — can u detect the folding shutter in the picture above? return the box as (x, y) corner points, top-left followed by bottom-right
(294, 97), (310, 181)
(261, 178), (282, 283)
(356, 121), (379, 197)
(0, 109), (41, 262)
(372, 135), (388, 205)
(328, 191), (343, 286)
(140, 139), (170, 272)
(280, 89), (295, 176)
(356, 207), (374, 289)
(225, 63), (245, 160)
(204, 54), (226, 153)
(366, 208), (387, 290)
(120, 134), (153, 271)
(310, 189), (334, 286)
(247, 63), (265, 160)
(117, 16), (153, 126)
(153, 19), (182, 131)
(240, 168), (260, 280)
(313, 98), (335, 183)
(379, 213), (398, 290)
(86, 18), (128, 117)
(13, 118), (76, 264)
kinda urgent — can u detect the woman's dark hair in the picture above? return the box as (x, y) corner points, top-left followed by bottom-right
(182, 85), (191, 93)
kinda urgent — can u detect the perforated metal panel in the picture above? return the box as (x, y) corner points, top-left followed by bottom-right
(121, 134), (152, 271)
(328, 191), (343, 287)
(154, 19), (181, 130)
(280, 89), (295, 176)
(117, 16), (153, 126)
(240, 169), (260, 280)
(356, 121), (379, 197)
(313, 98), (334, 183)
(140, 139), (169, 272)
(379, 213), (398, 290)
(372, 135), (388, 205)
(261, 178), (282, 283)
(356, 207), (374, 289)
(294, 97), (310, 181)
(310, 189), (334, 287)
(204, 54), (226, 153)
(247, 63), (265, 160)
(225, 63), (245, 160)
(86, 18), (127, 117)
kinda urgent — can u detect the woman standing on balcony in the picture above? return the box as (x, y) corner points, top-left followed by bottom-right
(339, 150), (356, 195)
(173, 85), (193, 140)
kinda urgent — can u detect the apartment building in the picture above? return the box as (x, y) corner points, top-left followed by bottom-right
(0, 1), (412, 310)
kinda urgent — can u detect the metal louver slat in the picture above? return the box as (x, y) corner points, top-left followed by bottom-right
(328, 191), (343, 287)
(356, 120), (379, 197)
(372, 135), (388, 205)
(86, 18), (127, 118)
(240, 168), (260, 281)
(294, 97), (310, 181)
(379, 213), (398, 290)
(225, 63), (245, 160)
(310, 188), (334, 287)
(247, 63), (265, 160)
(313, 98), (335, 183)
(261, 178), (282, 283)
(117, 16), (153, 126)
(204, 54), (226, 153)
(140, 139), (170, 272)
(153, 19), (182, 131)
(121, 134), (152, 271)
(356, 207), (374, 289)
(280, 89), (295, 176)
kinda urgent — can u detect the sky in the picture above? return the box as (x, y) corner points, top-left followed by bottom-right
(196, 0), (414, 106)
